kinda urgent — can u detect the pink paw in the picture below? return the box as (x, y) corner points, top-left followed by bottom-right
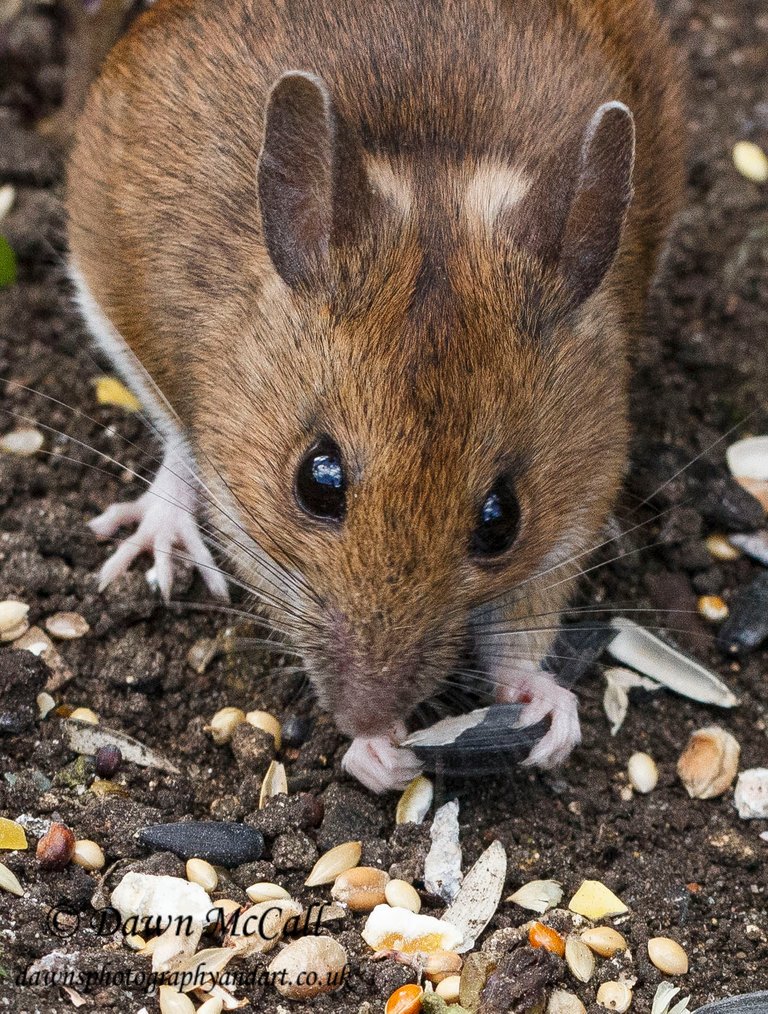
(342, 729), (423, 793)
(90, 492), (229, 601)
(497, 673), (581, 769)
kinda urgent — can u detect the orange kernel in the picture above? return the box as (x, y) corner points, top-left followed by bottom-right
(385, 983), (424, 1014)
(528, 921), (566, 957)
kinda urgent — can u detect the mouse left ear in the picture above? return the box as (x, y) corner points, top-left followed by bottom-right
(257, 71), (370, 288)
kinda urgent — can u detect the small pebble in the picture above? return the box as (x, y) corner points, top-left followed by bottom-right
(436, 975), (461, 1002)
(72, 839), (105, 871)
(385, 879), (422, 914)
(733, 768), (768, 819)
(0, 427), (44, 457)
(186, 858), (218, 892)
(596, 980), (633, 1012)
(36, 822), (75, 870)
(206, 707), (246, 745)
(733, 140), (768, 183)
(627, 752), (659, 794)
(647, 937), (688, 975)
(268, 936), (348, 998)
(44, 612), (90, 640)
(697, 595), (729, 623)
(69, 707), (99, 725)
(94, 745), (122, 778)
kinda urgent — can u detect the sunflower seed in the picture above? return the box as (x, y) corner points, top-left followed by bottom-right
(441, 840), (507, 953)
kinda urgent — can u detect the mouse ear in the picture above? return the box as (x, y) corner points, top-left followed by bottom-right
(257, 71), (369, 288)
(512, 101), (635, 309)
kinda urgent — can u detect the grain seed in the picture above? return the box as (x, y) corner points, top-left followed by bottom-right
(697, 596), (729, 623)
(196, 999), (224, 1014)
(305, 840), (361, 887)
(704, 534), (741, 562)
(331, 866), (390, 911)
(245, 709), (281, 749)
(385, 984), (424, 1014)
(565, 934), (595, 982)
(206, 707), (246, 745)
(0, 601), (29, 638)
(580, 926), (628, 957)
(529, 921), (566, 958)
(436, 975), (461, 1002)
(246, 882), (290, 903)
(36, 692), (56, 719)
(627, 752), (658, 794)
(44, 612), (90, 640)
(186, 858), (218, 892)
(0, 427), (44, 457)
(648, 937), (688, 975)
(548, 990), (588, 1014)
(396, 774), (434, 825)
(733, 141), (768, 183)
(423, 950), (463, 983)
(385, 879), (421, 913)
(268, 936), (348, 998)
(0, 862), (23, 896)
(69, 707), (99, 725)
(72, 840), (105, 871)
(158, 985), (195, 1014)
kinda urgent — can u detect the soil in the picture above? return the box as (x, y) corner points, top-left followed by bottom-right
(1, 2), (767, 1013)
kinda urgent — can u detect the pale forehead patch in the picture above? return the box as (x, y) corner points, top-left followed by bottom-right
(365, 156), (413, 216)
(465, 161), (532, 232)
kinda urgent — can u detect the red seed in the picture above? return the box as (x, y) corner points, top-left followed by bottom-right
(36, 822), (75, 870)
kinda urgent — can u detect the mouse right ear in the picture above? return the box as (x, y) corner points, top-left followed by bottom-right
(258, 71), (370, 288)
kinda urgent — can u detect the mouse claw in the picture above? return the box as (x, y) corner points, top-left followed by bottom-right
(90, 490), (230, 601)
(496, 670), (581, 769)
(342, 733), (424, 794)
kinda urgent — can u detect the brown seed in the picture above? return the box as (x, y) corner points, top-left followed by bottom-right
(37, 822), (76, 870)
(648, 937), (688, 975)
(245, 709), (282, 749)
(331, 867), (390, 911)
(677, 726), (740, 799)
(44, 612), (90, 640)
(424, 950), (463, 983)
(580, 926), (628, 958)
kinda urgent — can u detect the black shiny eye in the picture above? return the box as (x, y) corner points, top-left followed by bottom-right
(471, 476), (521, 557)
(295, 438), (347, 522)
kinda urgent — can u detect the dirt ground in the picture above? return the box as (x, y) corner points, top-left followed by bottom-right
(1, 2), (767, 1013)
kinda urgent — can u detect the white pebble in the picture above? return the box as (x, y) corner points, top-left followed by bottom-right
(0, 427), (44, 457)
(734, 768), (768, 819)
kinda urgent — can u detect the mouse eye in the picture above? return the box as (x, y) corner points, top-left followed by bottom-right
(295, 438), (347, 522)
(471, 476), (520, 557)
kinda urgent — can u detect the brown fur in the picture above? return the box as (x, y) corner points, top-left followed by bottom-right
(67, 0), (684, 737)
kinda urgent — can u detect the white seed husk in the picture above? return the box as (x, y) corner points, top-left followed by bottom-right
(648, 937), (688, 975)
(245, 709), (281, 749)
(565, 935), (595, 983)
(245, 882), (290, 903)
(733, 141), (768, 183)
(259, 759), (288, 808)
(186, 858), (218, 892)
(597, 980), (633, 1012)
(441, 840), (507, 953)
(385, 879), (421, 913)
(506, 879), (563, 914)
(305, 840), (362, 887)
(627, 752), (658, 794)
(0, 600), (30, 636)
(0, 427), (44, 457)
(44, 612), (90, 640)
(580, 926), (628, 957)
(158, 985), (196, 1014)
(72, 840), (105, 871)
(396, 774), (434, 824)
(424, 800), (463, 903)
(436, 975), (461, 1002)
(36, 692), (56, 719)
(69, 707), (99, 725)
(0, 862), (23, 896)
(677, 726), (740, 799)
(124, 933), (145, 951)
(548, 990), (588, 1014)
(206, 707), (246, 745)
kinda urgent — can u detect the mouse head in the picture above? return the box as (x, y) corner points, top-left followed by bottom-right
(200, 72), (635, 739)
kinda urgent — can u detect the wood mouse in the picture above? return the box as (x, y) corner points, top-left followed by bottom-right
(66, 0), (684, 791)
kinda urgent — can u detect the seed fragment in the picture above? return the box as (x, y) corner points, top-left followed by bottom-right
(385, 879), (421, 914)
(677, 726), (740, 799)
(37, 692), (56, 719)
(44, 612), (90, 640)
(0, 818), (27, 851)
(259, 759), (288, 808)
(363, 904), (463, 954)
(705, 534), (741, 562)
(385, 983), (424, 1014)
(568, 880), (628, 919)
(72, 840), (105, 871)
(94, 376), (141, 411)
(564, 934), (595, 983)
(548, 990), (588, 1014)
(70, 707), (99, 725)
(697, 596), (729, 623)
(268, 936), (348, 998)
(648, 937), (688, 975)
(529, 921), (565, 957)
(206, 707), (246, 745)
(36, 822), (75, 870)
(0, 862), (23, 896)
(245, 709), (281, 749)
(186, 858), (218, 892)
(396, 774), (434, 825)
(732, 141), (768, 183)
(734, 767), (768, 819)
(627, 752), (658, 794)
(158, 986), (196, 1014)
(196, 999), (224, 1014)
(332, 866), (389, 911)
(580, 926), (628, 957)
(0, 600), (30, 639)
(0, 427), (44, 457)
(305, 839), (361, 887)
(597, 980), (633, 1012)
(436, 975), (461, 1002)
(423, 950), (463, 983)
(246, 881), (290, 903)
(0, 183), (16, 221)
(506, 879), (563, 914)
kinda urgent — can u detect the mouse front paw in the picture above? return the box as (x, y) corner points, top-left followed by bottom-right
(342, 731), (423, 794)
(89, 484), (229, 602)
(496, 669), (581, 769)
